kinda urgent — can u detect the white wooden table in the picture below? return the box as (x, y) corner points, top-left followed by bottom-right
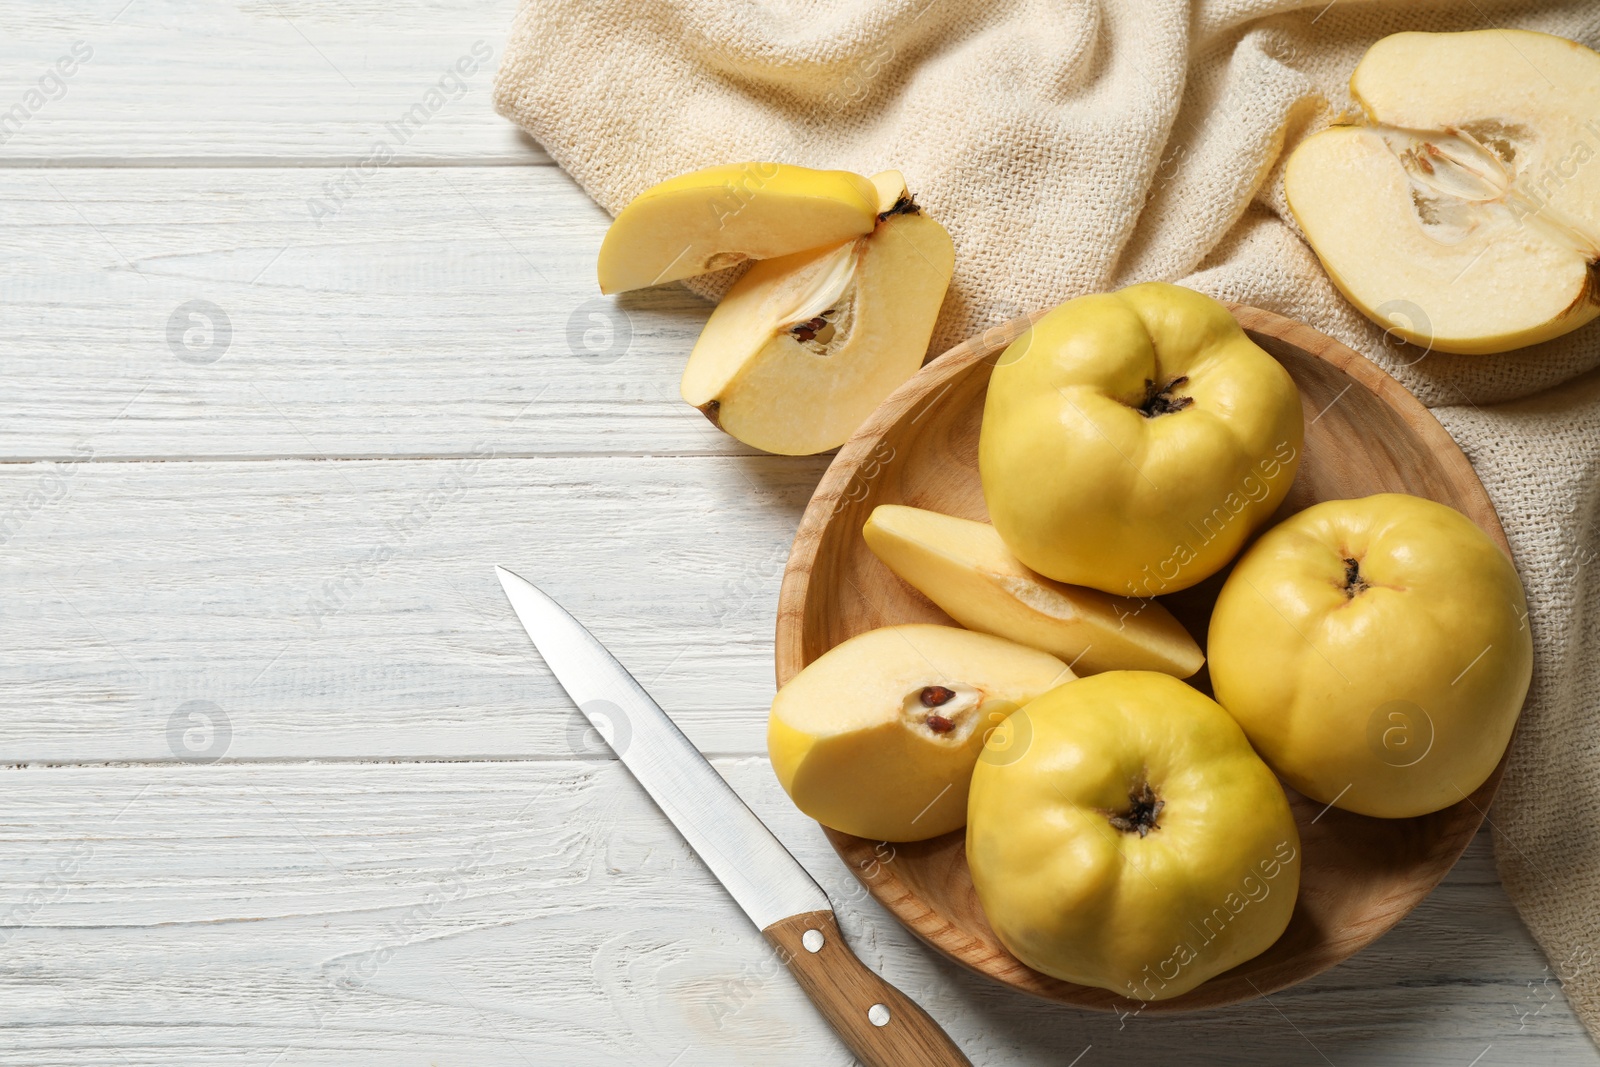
(2, 3), (1596, 1064)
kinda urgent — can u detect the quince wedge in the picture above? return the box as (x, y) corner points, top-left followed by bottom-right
(597, 163), (880, 294)
(680, 171), (955, 455)
(863, 505), (1203, 678)
(768, 624), (1072, 842)
(1285, 30), (1600, 354)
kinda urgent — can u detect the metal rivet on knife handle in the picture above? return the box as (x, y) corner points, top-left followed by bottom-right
(762, 910), (971, 1067)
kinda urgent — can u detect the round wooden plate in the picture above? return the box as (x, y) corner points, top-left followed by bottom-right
(774, 305), (1516, 1012)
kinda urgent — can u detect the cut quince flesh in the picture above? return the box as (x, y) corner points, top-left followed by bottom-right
(597, 163), (879, 294)
(863, 505), (1204, 678)
(1286, 30), (1600, 354)
(680, 170), (955, 455)
(768, 623), (1072, 842)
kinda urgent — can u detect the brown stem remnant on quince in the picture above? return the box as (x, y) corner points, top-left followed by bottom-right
(1138, 375), (1194, 418)
(877, 194), (921, 223)
(1107, 778), (1164, 837)
(1342, 557), (1370, 598)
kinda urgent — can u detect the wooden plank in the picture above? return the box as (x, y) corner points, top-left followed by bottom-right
(0, 760), (1591, 1066)
(0, 166), (759, 461)
(0, 454), (826, 762)
(0, 0), (547, 165)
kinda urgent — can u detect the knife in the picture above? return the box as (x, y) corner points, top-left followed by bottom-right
(495, 567), (972, 1067)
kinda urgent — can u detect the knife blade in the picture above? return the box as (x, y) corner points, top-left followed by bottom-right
(495, 566), (971, 1067)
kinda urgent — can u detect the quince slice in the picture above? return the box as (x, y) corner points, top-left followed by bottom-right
(863, 505), (1204, 678)
(597, 163), (879, 294)
(680, 171), (955, 455)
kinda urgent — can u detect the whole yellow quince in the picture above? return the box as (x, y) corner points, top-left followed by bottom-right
(979, 283), (1303, 596)
(1208, 493), (1532, 818)
(967, 672), (1300, 1000)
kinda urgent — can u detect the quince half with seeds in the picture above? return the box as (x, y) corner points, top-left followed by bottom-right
(1286, 30), (1600, 354)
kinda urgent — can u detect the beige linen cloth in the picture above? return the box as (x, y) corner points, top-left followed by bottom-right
(497, 0), (1600, 1037)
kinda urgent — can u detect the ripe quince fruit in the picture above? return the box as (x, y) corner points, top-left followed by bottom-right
(768, 624), (1071, 842)
(597, 163), (879, 294)
(979, 283), (1302, 596)
(862, 504), (1203, 677)
(1208, 493), (1532, 818)
(968, 671), (1300, 1000)
(1286, 30), (1600, 354)
(681, 171), (954, 455)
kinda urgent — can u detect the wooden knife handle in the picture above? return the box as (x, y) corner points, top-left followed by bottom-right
(762, 910), (971, 1067)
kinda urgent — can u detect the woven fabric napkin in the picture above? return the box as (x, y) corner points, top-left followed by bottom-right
(496, 0), (1600, 1037)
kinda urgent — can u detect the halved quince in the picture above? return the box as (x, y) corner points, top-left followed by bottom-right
(680, 171), (955, 455)
(1286, 30), (1600, 354)
(768, 624), (1071, 842)
(597, 163), (880, 294)
(863, 505), (1204, 678)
